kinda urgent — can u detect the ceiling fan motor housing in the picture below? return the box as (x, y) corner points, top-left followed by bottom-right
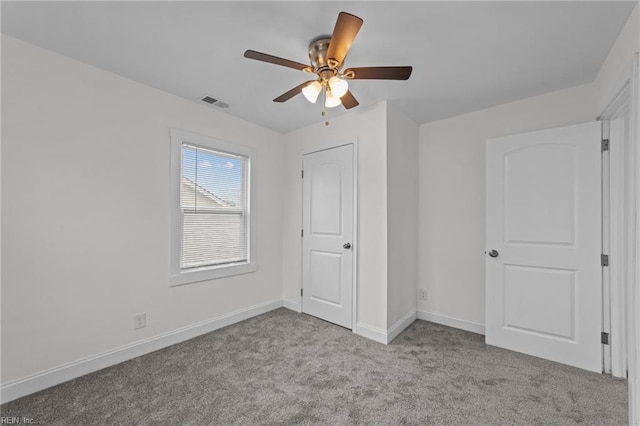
(308, 38), (335, 75)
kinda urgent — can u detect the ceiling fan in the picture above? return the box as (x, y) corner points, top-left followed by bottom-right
(243, 12), (412, 111)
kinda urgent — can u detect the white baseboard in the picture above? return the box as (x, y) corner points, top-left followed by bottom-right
(417, 310), (485, 335)
(387, 311), (417, 344)
(354, 322), (387, 344)
(282, 298), (301, 313)
(0, 299), (283, 404)
(355, 311), (417, 345)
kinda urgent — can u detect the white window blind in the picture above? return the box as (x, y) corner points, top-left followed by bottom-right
(181, 143), (248, 270)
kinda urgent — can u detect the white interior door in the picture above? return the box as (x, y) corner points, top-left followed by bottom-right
(302, 144), (354, 329)
(486, 121), (602, 372)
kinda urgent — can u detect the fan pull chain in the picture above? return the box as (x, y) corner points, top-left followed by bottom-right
(322, 87), (330, 126)
(322, 109), (329, 126)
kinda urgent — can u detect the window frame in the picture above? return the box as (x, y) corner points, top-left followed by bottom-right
(169, 128), (257, 286)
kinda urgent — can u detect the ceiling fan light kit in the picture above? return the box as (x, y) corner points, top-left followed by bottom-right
(325, 88), (342, 108)
(328, 76), (348, 98)
(302, 80), (322, 103)
(243, 11), (413, 120)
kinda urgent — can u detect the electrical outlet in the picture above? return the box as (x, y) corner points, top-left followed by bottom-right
(134, 313), (146, 330)
(419, 289), (427, 300)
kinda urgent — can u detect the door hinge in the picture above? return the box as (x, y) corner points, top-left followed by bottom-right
(300, 288), (303, 297)
(301, 170), (304, 178)
(601, 254), (609, 267)
(301, 229), (304, 237)
(601, 332), (610, 345)
(602, 139), (610, 152)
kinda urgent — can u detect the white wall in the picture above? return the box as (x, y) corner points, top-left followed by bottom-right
(417, 84), (597, 331)
(281, 102), (389, 333)
(593, 4), (639, 114)
(386, 105), (419, 329)
(1, 36), (285, 387)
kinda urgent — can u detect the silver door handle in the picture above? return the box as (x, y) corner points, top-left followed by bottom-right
(343, 242), (352, 249)
(488, 249), (499, 258)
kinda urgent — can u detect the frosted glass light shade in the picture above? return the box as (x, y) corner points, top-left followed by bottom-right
(328, 76), (349, 98)
(302, 81), (322, 103)
(325, 89), (342, 108)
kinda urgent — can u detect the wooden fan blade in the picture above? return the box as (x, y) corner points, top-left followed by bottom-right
(344, 66), (413, 80)
(326, 12), (363, 67)
(244, 50), (309, 71)
(341, 90), (359, 109)
(273, 80), (316, 103)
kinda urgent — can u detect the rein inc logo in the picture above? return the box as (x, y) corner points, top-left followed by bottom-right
(0, 418), (34, 424)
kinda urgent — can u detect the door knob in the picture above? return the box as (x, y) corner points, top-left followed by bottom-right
(343, 242), (352, 249)
(488, 249), (499, 258)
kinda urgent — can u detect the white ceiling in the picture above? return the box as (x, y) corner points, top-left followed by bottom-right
(1, 1), (636, 133)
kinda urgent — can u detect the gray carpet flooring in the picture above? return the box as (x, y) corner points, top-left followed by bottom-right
(0, 308), (628, 425)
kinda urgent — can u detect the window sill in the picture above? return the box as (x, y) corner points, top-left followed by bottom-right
(169, 262), (258, 287)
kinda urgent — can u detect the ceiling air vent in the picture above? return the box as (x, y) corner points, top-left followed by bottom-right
(199, 94), (230, 109)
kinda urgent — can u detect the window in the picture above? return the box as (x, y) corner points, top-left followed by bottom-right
(181, 144), (248, 268)
(170, 129), (256, 286)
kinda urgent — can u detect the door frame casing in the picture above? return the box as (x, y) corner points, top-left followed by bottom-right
(299, 140), (359, 331)
(601, 117), (628, 378)
(600, 104), (630, 379)
(630, 52), (639, 426)
(597, 52), (639, 425)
